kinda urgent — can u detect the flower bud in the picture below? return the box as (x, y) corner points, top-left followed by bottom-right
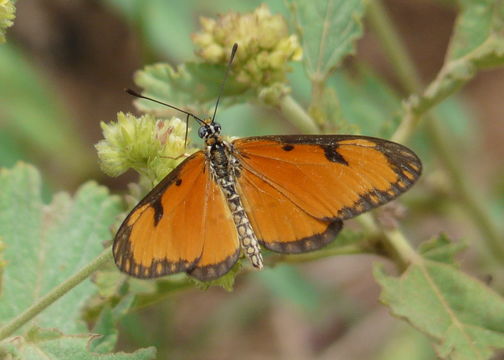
(95, 112), (195, 185)
(192, 4), (302, 89)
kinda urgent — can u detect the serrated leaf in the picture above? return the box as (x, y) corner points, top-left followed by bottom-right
(0, 163), (122, 334)
(286, 0), (366, 79)
(134, 62), (250, 115)
(375, 261), (504, 360)
(0, 327), (156, 360)
(447, 0), (504, 62)
(418, 233), (466, 265)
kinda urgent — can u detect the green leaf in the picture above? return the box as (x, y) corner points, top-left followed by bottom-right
(329, 66), (402, 137)
(134, 62), (250, 115)
(0, 163), (122, 334)
(0, 0), (15, 43)
(447, 0), (504, 62)
(0, 45), (94, 177)
(375, 261), (504, 360)
(90, 295), (135, 353)
(418, 233), (466, 265)
(286, 0), (366, 79)
(0, 327), (156, 360)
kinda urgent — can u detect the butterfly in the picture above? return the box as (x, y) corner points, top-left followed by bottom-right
(112, 44), (422, 282)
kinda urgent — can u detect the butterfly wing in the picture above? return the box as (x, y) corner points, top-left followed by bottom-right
(232, 135), (421, 252)
(113, 151), (240, 281)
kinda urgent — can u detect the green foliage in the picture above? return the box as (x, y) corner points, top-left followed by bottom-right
(0, 327), (156, 360)
(0, 163), (122, 334)
(2, 0), (504, 359)
(375, 262), (504, 360)
(90, 296), (136, 353)
(0, 0), (15, 43)
(447, 0), (504, 62)
(134, 62), (250, 114)
(0, 45), (94, 178)
(286, 0), (366, 80)
(103, 0), (196, 61)
(418, 233), (467, 265)
(329, 67), (401, 136)
(404, 0), (504, 122)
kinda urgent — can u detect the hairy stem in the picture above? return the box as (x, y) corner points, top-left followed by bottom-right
(279, 94), (319, 134)
(0, 247), (113, 340)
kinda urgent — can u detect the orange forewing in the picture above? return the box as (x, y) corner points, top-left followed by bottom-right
(113, 151), (240, 281)
(232, 135), (421, 249)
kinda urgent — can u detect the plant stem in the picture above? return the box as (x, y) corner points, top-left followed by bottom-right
(279, 94), (319, 134)
(381, 228), (422, 269)
(0, 247), (113, 341)
(368, 0), (504, 262)
(357, 214), (419, 269)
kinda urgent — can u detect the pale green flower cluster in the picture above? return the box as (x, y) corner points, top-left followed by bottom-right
(192, 4), (302, 88)
(95, 112), (195, 185)
(0, 0), (15, 43)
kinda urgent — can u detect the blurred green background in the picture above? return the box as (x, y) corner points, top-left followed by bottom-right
(1, 0), (504, 359)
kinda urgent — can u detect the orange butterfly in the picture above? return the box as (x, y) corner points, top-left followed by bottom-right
(113, 45), (422, 281)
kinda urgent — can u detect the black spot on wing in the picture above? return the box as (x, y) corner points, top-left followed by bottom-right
(151, 197), (164, 226)
(321, 145), (349, 165)
(175, 178), (182, 186)
(282, 144), (294, 151)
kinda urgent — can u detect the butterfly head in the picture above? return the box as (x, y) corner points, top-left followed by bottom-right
(198, 119), (222, 141)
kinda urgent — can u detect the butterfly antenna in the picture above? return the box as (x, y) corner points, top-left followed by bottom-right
(211, 43), (238, 123)
(125, 88), (205, 125)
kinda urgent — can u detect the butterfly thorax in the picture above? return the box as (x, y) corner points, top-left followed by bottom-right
(206, 136), (263, 270)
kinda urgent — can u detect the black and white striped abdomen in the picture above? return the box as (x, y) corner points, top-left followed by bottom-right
(217, 175), (263, 269)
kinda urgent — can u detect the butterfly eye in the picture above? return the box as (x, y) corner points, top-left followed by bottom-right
(198, 126), (207, 139)
(214, 123), (222, 134)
